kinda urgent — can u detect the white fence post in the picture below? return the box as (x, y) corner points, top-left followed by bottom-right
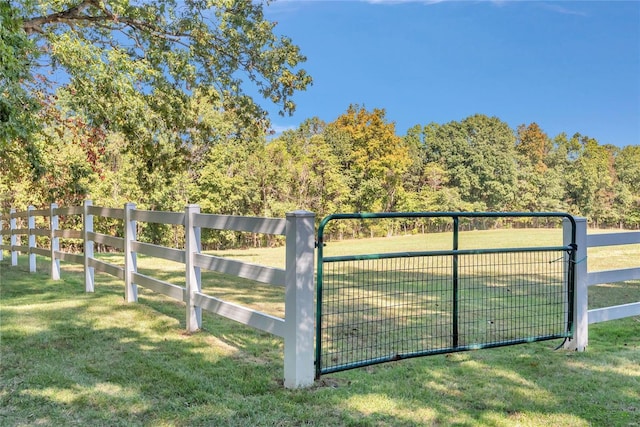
(84, 200), (95, 292)
(185, 204), (202, 332)
(50, 203), (60, 280)
(28, 206), (36, 272)
(0, 218), (3, 261)
(564, 216), (588, 351)
(283, 210), (315, 389)
(10, 208), (17, 266)
(124, 202), (138, 302)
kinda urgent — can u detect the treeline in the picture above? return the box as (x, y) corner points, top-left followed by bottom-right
(3, 2), (639, 249)
(2, 105), (639, 248)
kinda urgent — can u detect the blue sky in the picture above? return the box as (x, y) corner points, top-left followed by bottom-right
(262, 1), (639, 147)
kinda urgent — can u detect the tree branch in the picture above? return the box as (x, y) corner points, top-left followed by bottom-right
(22, 0), (101, 34)
(22, 0), (192, 46)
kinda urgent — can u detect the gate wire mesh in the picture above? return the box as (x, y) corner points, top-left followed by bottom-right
(316, 213), (576, 377)
(319, 250), (570, 374)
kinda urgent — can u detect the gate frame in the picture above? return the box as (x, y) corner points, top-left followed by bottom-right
(315, 212), (577, 378)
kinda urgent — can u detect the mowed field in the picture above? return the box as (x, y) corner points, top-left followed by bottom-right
(1, 228), (638, 426)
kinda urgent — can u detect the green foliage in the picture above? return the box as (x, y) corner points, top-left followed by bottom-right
(516, 122), (551, 172)
(563, 135), (617, 226)
(421, 114), (517, 211)
(0, 2), (40, 150)
(18, 0), (311, 133)
(1, 1), (638, 239)
(4, 104), (640, 247)
(3, 0), (311, 220)
(614, 146), (640, 228)
(326, 105), (411, 213)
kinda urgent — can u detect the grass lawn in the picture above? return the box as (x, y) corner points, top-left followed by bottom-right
(1, 229), (639, 426)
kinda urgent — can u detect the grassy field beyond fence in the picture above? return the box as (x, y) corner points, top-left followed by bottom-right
(1, 229), (639, 426)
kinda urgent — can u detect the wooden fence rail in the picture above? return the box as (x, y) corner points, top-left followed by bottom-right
(0, 201), (315, 389)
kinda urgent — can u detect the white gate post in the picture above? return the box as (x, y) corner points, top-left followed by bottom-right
(50, 203), (60, 280)
(284, 210), (315, 389)
(124, 203), (138, 302)
(10, 208), (17, 266)
(28, 206), (36, 272)
(564, 216), (588, 351)
(83, 200), (95, 292)
(185, 204), (202, 332)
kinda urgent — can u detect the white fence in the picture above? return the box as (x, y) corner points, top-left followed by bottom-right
(2, 208), (639, 380)
(563, 217), (640, 351)
(0, 201), (315, 388)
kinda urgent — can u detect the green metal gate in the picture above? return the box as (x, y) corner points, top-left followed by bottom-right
(315, 212), (577, 378)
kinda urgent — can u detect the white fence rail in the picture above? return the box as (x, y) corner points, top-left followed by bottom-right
(0, 201), (315, 388)
(563, 218), (640, 351)
(3, 209), (638, 381)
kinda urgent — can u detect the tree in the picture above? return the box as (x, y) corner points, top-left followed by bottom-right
(513, 123), (565, 213)
(563, 134), (617, 226)
(401, 125), (428, 196)
(3, 0), (311, 211)
(193, 140), (261, 216)
(276, 119), (349, 216)
(3, 0), (311, 195)
(615, 145), (640, 195)
(326, 105), (411, 212)
(516, 122), (551, 172)
(422, 115), (517, 211)
(614, 145), (640, 228)
(1, 2), (40, 146)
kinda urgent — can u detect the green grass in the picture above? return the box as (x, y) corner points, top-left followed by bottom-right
(1, 229), (639, 426)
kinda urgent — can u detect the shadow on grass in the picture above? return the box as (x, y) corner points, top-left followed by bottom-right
(589, 280), (640, 309)
(1, 259), (638, 426)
